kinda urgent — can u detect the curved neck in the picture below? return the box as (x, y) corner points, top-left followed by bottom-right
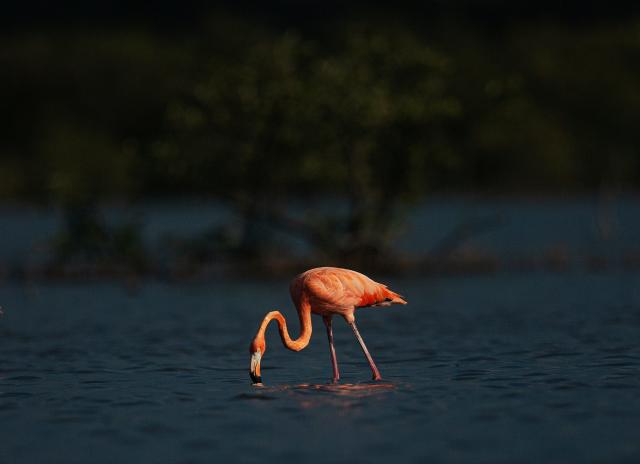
(257, 302), (312, 352)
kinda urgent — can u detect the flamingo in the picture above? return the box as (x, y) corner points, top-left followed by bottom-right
(249, 266), (407, 384)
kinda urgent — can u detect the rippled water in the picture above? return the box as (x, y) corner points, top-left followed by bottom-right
(1, 273), (639, 463)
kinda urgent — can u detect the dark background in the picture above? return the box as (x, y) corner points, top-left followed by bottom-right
(2, 0), (640, 276)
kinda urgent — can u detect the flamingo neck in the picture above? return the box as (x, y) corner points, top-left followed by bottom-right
(257, 306), (312, 352)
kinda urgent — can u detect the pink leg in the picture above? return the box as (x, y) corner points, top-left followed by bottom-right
(348, 320), (382, 381)
(323, 316), (340, 383)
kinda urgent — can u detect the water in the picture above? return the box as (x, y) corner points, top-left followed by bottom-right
(1, 272), (639, 463)
(2, 195), (640, 267)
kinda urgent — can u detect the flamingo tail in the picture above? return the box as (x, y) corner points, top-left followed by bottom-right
(383, 288), (407, 305)
(366, 287), (408, 307)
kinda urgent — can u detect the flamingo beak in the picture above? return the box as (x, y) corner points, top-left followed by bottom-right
(249, 351), (262, 384)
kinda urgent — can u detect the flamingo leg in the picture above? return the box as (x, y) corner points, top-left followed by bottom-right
(348, 320), (382, 381)
(323, 315), (340, 383)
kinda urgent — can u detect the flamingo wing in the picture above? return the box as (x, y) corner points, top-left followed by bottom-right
(299, 267), (406, 310)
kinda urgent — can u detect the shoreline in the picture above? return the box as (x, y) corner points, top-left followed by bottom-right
(2, 251), (640, 284)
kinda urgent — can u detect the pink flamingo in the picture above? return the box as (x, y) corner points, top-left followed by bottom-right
(249, 267), (407, 384)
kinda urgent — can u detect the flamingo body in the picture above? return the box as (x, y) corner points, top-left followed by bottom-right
(291, 267), (406, 322)
(249, 266), (407, 384)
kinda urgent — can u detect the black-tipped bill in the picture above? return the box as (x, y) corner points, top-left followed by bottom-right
(249, 351), (262, 384)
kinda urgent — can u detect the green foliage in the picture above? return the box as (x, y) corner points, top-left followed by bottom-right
(2, 13), (640, 266)
(162, 23), (460, 259)
(3, 17), (640, 203)
(443, 21), (640, 190)
(40, 120), (133, 203)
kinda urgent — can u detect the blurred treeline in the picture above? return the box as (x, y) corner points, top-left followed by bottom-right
(2, 1), (640, 273)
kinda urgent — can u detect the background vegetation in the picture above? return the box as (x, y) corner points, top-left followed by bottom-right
(2, 1), (640, 275)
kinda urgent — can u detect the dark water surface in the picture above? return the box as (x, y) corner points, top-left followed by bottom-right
(2, 196), (640, 266)
(1, 273), (640, 463)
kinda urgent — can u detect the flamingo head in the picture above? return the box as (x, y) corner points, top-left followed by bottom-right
(249, 338), (266, 384)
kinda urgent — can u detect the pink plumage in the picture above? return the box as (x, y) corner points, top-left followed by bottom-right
(250, 266), (407, 384)
(292, 267), (406, 320)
